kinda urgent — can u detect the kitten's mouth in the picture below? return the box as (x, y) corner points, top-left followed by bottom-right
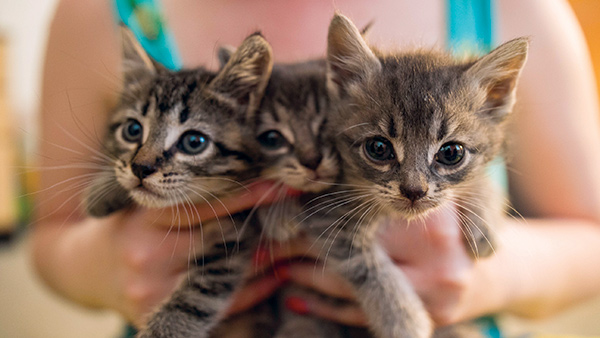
(130, 184), (172, 207)
(391, 199), (439, 219)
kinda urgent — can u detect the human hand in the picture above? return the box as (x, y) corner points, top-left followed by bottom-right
(92, 181), (294, 327)
(226, 205), (482, 327)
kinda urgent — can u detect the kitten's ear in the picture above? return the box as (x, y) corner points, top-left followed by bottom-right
(466, 37), (529, 119)
(208, 32), (273, 113)
(217, 45), (236, 69)
(120, 25), (166, 85)
(326, 13), (381, 97)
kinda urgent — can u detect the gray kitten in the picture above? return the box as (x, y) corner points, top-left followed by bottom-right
(287, 13), (527, 338)
(214, 50), (346, 337)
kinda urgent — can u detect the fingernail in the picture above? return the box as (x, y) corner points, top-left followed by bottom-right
(253, 246), (270, 267)
(274, 264), (291, 281)
(285, 187), (304, 197)
(285, 296), (310, 315)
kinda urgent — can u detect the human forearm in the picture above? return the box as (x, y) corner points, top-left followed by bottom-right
(468, 217), (600, 320)
(31, 216), (120, 310)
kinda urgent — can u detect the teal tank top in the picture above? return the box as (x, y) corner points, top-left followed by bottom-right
(114, 0), (182, 70)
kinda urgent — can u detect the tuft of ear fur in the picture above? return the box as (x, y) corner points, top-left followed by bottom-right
(120, 25), (166, 86)
(326, 12), (381, 97)
(360, 20), (375, 37)
(466, 37), (529, 119)
(208, 32), (273, 114)
(217, 45), (236, 69)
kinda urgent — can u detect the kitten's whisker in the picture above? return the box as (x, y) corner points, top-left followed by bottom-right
(295, 190), (373, 221)
(253, 180), (287, 274)
(350, 203), (384, 260)
(336, 122), (370, 136)
(192, 176), (251, 193)
(294, 194), (372, 229)
(16, 163), (113, 173)
(55, 123), (117, 163)
(451, 205), (482, 258)
(319, 197), (377, 271)
(179, 192), (198, 280)
(447, 199), (497, 256)
(186, 185), (236, 230)
(327, 198), (377, 270)
(184, 188), (231, 258)
(22, 172), (101, 198)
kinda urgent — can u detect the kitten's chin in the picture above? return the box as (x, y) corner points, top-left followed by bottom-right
(129, 187), (175, 208)
(298, 181), (332, 193)
(387, 199), (441, 221)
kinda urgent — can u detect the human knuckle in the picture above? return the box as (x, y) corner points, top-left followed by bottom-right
(427, 224), (462, 247)
(434, 268), (469, 291)
(431, 306), (460, 327)
(123, 248), (153, 271)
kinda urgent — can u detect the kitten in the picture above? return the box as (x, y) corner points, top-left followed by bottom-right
(286, 13), (528, 338)
(83, 27), (275, 337)
(85, 28), (272, 217)
(215, 49), (346, 338)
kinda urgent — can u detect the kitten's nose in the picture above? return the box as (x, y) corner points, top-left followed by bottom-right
(300, 153), (323, 171)
(131, 163), (157, 180)
(400, 185), (428, 202)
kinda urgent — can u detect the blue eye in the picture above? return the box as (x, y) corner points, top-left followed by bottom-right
(435, 143), (465, 165)
(365, 137), (395, 162)
(178, 131), (209, 155)
(258, 130), (287, 150)
(122, 119), (143, 143)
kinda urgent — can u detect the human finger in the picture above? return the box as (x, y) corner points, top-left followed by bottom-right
(285, 295), (368, 327)
(144, 181), (302, 228)
(225, 274), (288, 316)
(277, 262), (356, 300)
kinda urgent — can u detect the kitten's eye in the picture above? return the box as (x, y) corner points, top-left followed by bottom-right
(364, 137), (395, 162)
(122, 119), (143, 143)
(178, 131), (209, 155)
(258, 130), (286, 150)
(435, 143), (465, 165)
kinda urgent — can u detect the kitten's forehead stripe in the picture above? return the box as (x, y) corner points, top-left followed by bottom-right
(141, 101), (150, 117)
(437, 117), (447, 141)
(214, 142), (254, 164)
(388, 114), (397, 138)
(179, 106), (190, 124)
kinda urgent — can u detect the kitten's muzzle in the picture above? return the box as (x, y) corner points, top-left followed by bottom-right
(299, 153), (323, 171)
(399, 185), (428, 203)
(131, 163), (157, 180)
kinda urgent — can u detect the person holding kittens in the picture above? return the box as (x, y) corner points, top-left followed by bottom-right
(33, 0), (600, 336)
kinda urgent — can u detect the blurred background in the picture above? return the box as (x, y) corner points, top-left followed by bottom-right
(0, 0), (599, 337)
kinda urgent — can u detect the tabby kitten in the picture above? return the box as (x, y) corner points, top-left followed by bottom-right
(280, 13), (528, 338)
(83, 28), (276, 338)
(85, 28), (273, 216)
(215, 49), (346, 337)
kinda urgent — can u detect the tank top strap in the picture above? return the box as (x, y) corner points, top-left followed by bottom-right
(113, 0), (182, 70)
(446, 0), (508, 196)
